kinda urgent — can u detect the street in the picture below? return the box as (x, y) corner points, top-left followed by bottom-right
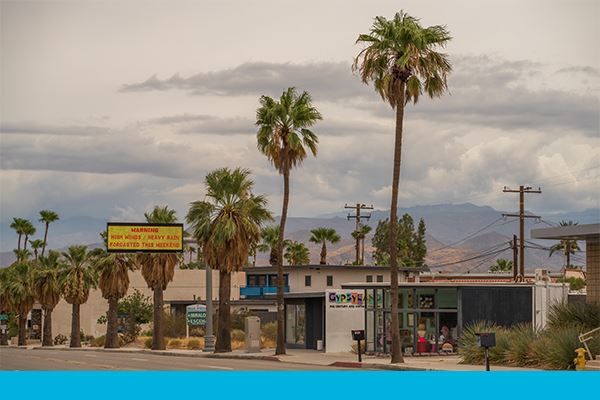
(0, 348), (344, 371)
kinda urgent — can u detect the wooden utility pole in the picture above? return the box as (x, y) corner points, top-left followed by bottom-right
(502, 186), (542, 281)
(512, 234), (518, 282)
(345, 203), (373, 264)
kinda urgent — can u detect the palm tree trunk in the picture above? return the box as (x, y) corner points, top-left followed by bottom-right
(152, 286), (165, 350)
(215, 270), (232, 352)
(70, 303), (81, 348)
(42, 307), (53, 346)
(320, 242), (327, 265)
(389, 82), (406, 364)
(355, 235), (360, 264)
(41, 222), (49, 257)
(18, 312), (27, 346)
(23, 235), (29, 251)
(105, 296), (119, 348)
(17, 233), (22, 253)
(275, 167), (290, 355)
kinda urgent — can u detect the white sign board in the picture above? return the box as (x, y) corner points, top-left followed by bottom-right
(325, 289), (365, 353)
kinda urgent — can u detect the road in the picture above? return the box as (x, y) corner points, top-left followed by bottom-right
(0, 347), (344, 371)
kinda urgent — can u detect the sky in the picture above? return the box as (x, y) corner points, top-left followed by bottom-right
(1, 0), (599, 231)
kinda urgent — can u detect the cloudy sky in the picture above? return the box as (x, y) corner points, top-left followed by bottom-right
(1, 0), (599, 230)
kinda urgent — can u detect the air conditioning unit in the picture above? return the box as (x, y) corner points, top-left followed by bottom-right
(535, 268), (550, 283)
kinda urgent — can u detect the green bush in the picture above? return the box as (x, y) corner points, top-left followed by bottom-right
(458, 321), (497, 364)
(261, 322), (277, 341)
(187, 339), (201, 350)
(54, 334), (68, 345)
(231, 329), (245, 342)
(140, 330), (153, 337)
(547, 302), (600, 331)
(530, 326), (582, 370)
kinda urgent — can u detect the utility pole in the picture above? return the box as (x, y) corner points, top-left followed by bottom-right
(345, 203), (373, 264)
(502, 186), (542, 281)
(512, 234), (518, 282)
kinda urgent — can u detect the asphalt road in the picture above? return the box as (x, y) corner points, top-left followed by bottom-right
(0, 347), (343, 371)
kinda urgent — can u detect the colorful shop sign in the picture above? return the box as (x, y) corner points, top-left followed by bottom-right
(328, 290), (364, 308)
(106, 223), (183, 253)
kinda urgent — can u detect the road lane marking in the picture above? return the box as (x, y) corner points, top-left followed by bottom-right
(83, 354), (98, 358)
(131, 358), (149, 362)
(204, 365), (234, 370)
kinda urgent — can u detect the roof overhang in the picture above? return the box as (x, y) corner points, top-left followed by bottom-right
(530, 223), (600, 241)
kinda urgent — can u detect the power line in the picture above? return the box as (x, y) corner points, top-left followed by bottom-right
(428, 243), (511, 269)
(428, 216), (506, 254)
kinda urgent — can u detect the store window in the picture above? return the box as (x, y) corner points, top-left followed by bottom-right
(366, 289), (374, 308)
(417, 288), (435, 309)
(326, 275), (333, 286)
(376, 275), (384, 282)
(285, 304), (305, 345)
(366, 275), (373, 282)
(305, 275), (311, 287)
(247, 275), (257, 287)
(438, 288), (458, 309)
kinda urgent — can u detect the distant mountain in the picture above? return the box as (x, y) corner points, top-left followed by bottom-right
(2, 203), (595, 270)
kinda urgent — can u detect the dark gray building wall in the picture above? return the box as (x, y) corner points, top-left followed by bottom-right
(460, 286), (532, 328)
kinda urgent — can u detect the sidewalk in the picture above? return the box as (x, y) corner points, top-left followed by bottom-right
(25, 345), (540, 371)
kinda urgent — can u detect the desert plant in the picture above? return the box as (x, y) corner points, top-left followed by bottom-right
(163, 312), (187, 338)
(187, 339), (202, 350)
(530, 326), (586, 370)
(168, 338), (182, 348)
(458, 321), (500, 365)
(54, 334), (68, 345)
(261, 322), (277, 342)
(504, 324), (539, 367)
(547, 302), (600, 331)
(230, 329), (245, 342)
(90, 335), (106, 347)
(144, 337), (153, 349)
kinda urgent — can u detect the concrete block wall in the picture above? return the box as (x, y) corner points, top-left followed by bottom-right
(587, 240), (600, 304)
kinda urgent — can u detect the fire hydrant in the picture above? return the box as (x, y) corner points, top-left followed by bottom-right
(574, 347), (587, 370)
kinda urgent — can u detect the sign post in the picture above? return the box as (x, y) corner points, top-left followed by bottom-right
(186, 304), (206, 340)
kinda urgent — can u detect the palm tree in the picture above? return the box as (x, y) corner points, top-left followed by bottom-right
(10, 218), (28, 253)
(549, 220), (581, 272)
(33, 251), (63, 346)
(39, 210), (59, 258)
(6, 261), (36, 346)
(257, 225), (280, 266)
(136, 206), (180, 350)
(284, 241), (310, 265)
(29, 239), (45, 261)
(309, 228), (340, 265)
(13, 249), (31, 263)
(256, 87), (322, 355)
(94, 251), (134, 348)
(489, 258), (513, 273)
(354, 11), (452, 363)
(61, 245), (97, 348)
(187, 168), (272, 352)
(21, 220), (36, 252)
(0, 268), (10, 345)
(354, 224), (373, 265)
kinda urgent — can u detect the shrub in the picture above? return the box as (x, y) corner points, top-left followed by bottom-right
(504, 324), (539, 367)
(144, 337), (153, 349)
(261, 322), (277, 342)
(458, 321), (497, 364)
(547, 302), (600, 331)
(530, 326), (582, 370)
(187, 339), (201, 350)
(231, 329), (245, 342)
(54, 334), (68, 345)
(168, 339), (182, 348)
(90, 336), (106, 347)
(351, 341), (365, 354)
(140, 330), (153, 337)
(163, 313), (187, 338)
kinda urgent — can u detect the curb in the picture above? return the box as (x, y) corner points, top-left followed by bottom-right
(329, 361), (427, 371)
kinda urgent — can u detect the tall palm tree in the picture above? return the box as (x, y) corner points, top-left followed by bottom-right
(549, 220), (581, 272)
(187, 168), (272, 352)
(39, 210), (59, 258)
(33, 251), (63, 346)
(489, 258), (513, 273)
(284, 241), (310, 265)
(353, 224), (372, 265)
(257, 225), (280, 266)
(13, 249), (31, 263)
(354, 11), (451, 363)
(256, 87), (322, 355)
(61, 245), (97, 348)
(94, 251), (134, 348)
(309, 227), (340, 265)
(29, 239), (45, 261)
(6, 261), (36, 346)
(21, 220), (36, 252)
(136, 206), (180, 350)
(10, 218), (28, 253)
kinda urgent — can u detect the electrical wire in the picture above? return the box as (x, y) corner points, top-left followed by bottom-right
(428, 216), (506, 254)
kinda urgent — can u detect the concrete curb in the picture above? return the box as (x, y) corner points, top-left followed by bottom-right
(329, 361), (427, 371)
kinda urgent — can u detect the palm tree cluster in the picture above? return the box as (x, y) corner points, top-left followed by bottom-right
(2, 11), (452, 363)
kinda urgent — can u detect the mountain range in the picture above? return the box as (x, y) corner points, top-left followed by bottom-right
(1, 203), (598, 271)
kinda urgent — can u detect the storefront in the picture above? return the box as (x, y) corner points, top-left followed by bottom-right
(343, 282), (568, 355)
